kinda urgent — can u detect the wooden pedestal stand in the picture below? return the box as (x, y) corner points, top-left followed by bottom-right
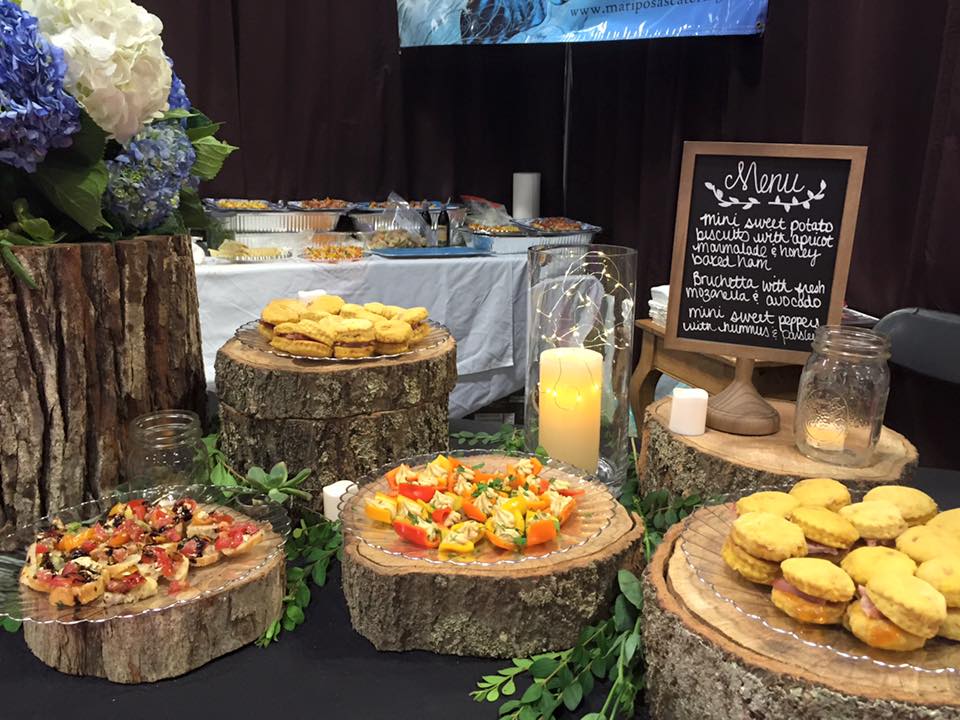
(23, 526), (284, 683)
(643, 518), (960, 719)
(706, 357), (780, 435)
(342, 453), (645, 658)
(216, 336), (457, 511)
(0, 236), (206, 535)
(638, 397), (918, 498)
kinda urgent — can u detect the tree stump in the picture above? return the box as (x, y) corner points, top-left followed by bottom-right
(23, 521), (284, 683)
(638, 397), (918, 499)
(642, 514), (960, 720)
(0, 237), (206, 539)
(341, 453), (646, 658)
(216, 335), (458, 510)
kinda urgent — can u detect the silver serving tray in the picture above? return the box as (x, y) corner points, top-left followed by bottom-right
(223, 211), (341, 233)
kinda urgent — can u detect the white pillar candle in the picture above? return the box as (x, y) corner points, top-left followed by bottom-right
(512, 172), (540, 219)
(538, 347), (603, 473)
(668, 388), (708, 436)
(323, 480), (357, 522)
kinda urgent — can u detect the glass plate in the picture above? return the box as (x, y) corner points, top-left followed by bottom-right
(235, 319), (451, 363)
(339, 450), (617, 566)
(0, 484), (289, 625)
(679, 502), (960, 673)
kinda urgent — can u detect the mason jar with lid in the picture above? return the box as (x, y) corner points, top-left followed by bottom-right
(127, 410), (207, 489)
(794, 326), (891, 467)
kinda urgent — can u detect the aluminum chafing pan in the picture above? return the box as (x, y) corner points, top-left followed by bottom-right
(525, 218), (602, 245)
(222, 211), (341, 233)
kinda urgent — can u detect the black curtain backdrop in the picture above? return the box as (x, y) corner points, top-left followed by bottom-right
(143, 0), (960, 319)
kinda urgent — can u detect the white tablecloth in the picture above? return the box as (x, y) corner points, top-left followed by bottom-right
(195, 255), (529, 418)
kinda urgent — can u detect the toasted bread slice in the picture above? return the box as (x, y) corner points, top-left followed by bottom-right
(19, 564), (51, 594)
(104, 574), (158, 606)
(48, 575), (106, 607)
(220, 529), (264, 557)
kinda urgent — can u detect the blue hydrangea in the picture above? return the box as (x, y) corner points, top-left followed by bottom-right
(0, 1), (81, 173)
(105, 122), (196, 231)
(166, 56), (191, 112)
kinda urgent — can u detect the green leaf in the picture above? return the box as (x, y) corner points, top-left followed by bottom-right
(512, 658), (533, 669)
(186, 121), (223, 142)
(518, 707), (538, 720)
(288, 468), (311, 487)
(66, 110), (108, 166)
(561, 681), (583, 711)
(30, 159), (109, 232)
(287, 567), (305, 583)
(539, 690), (559, 718)
(579, 670), (594, 697)
(12, 199), (56, 244)
(268, 488), (287, 504)
(209, 463), (236, 488)
(0, 246), (37, 289)
(618, 569), (643, 610)
(295, 583), (310, 607)
(281, 616), (296, 632)
(581, 714), (605, 720)
(664, 508), (678, 526)
(529, 656), (559, 678)
(191, 135), (238, 180)
(285, 604), (305, 624)
(623, 632), (640, 665)
(591, 657), (606, 679)
(613, 594), (634, 632)
(502, 678), (516, 695)
(2, 617), (21, 633)
(498, 700), (521, 716)
(311, 559), (328, 586)
(270, 462), (288, 482)
(245, 466), (271, 490)
(162, 108), (198, 120)
(520, 682), (543, 704)
(485, 689), (499, 702)
(178, 186), (209, 230)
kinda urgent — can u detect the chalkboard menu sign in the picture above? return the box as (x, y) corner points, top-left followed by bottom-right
(665, 142), (867, 364)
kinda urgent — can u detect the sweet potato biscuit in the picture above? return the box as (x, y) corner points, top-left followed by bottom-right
(363, 302), (388, 317)
(399, 307), (429, 326)
(789, 478), (851, 512)
(867, 573), (947, 639)
(841, 546), (916, 586)
(306, 294), (345, 315)
(927, 508), (960, 536)
(863, 485), (938, 526)
(916, 556), (960, 607)
(939, 607), (960, 641)
(896, 525), (960, 564)
(380, 305), (405, 320)
(373, 319), (413, 356)
(731, 512), (807, 562)
(843, 600), (927, 651)
(261, 298), (306, 326)
(735, 491), (798, 518)
(770, 587), (847, 625)
(332, 318), (375, 358)
(722, 536), (780, 585)
(839, 501), (907, 540)
(270, 320), (334, 358)
(788, 506), (859, 549)
(781, 557), (855, 602)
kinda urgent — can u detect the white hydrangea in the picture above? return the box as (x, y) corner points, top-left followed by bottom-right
(23, 0), (172, 144)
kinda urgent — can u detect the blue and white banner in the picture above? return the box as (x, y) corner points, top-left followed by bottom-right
(398, 0), (767, 46)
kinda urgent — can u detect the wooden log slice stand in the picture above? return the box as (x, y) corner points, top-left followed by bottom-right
(216, 335), (457, 511)
(643, 514), (960, 719)
(639, 397), (918, 498)
(342, 454), (646, 658)
(22, 523), (284, 684)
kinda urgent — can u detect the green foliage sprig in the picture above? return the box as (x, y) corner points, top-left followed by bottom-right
(258, 517), (342, 646)
(451, 423), (548, 458)
(203, 434), (312, 506)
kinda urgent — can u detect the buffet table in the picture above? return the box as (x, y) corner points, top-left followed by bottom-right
(195, 255), (529, 418)
(1, 466), (955, 719)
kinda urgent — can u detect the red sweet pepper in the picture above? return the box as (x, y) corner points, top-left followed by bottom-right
(392, 519), (440, 548)
(398, 483), (437, 502)
(432, 507), (452, 525)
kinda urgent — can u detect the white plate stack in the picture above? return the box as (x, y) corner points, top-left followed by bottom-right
(649, 284), (669, 327)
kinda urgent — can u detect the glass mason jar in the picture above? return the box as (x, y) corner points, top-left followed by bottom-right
(794, 326), (891, 467)
(127, 410), (208, 489)
(524, 244), (637, 495)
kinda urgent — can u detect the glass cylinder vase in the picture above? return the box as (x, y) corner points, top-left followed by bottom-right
(794, 326), (891, 467)
(524, 244), (637, 495)
(127, 410), (208, 489)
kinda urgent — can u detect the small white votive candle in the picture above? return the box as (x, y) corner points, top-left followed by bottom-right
(323, 480), (357, 522)
(669, 388), (709, 436)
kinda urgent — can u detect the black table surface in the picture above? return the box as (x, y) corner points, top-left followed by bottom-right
(1, 467), (957, 720)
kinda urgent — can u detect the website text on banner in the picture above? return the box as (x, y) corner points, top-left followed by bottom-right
(397, 0), (767, 46)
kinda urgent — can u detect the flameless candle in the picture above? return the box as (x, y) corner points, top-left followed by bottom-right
(538, 347), (603, 473)
(804, 421), (847, 452)
(323, 480), (357, 521)
(668, 387), (708, 436)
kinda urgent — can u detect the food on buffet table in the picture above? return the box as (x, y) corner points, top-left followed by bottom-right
(838, 501), (908, 541)
(788, 477), (852, 512)
(341, 303), (385, 324)
(467, 222), (523, 235)
(528, 217), (584, 232)
(735, 490), (798, 518)
(720, 478), (960, 652)
(399, 307), (429, 341)
(330, 318), (376, 359)
(260, 299), (307, 339)
(270, 319), (334, 358)
(210, 241), (287, 261)
(365, 454), (579, 554)
(303, 244), (363, 263)
(373, 319), (413, 355)
(863, 485), (938, 525)
(368, 229), (424, 248)
(299, 197), (350, 209)
(210, 199), (271, 211)
(19, 496), (264, 607)
(307, 294), (345, 317)
(771, 557), (855, 625)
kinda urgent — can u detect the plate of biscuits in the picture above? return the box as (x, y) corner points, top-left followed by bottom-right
(680, 479), (960, 671)
(236, 294), (450, 362)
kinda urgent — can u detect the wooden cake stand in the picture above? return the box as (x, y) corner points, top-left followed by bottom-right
(643, 509), (960, 720)
(341, 453), (646, 658)
(638, 397), (918, 498)
(216, 334), (457, 511)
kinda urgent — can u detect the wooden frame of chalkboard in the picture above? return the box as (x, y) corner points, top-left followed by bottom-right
(665, 141), (867, 365)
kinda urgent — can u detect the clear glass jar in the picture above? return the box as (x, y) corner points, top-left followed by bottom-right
(127, 410), (207, 489)
(524, 244), (637, 495)
(794, 326), (891, 467)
